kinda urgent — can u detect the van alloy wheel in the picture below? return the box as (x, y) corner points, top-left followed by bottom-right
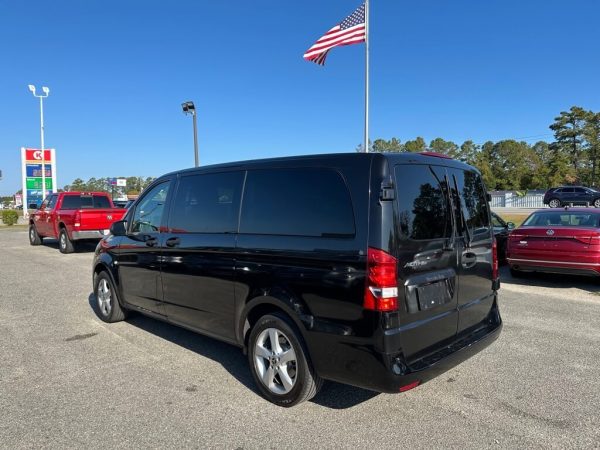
(97, 278), (112, 317)
(93, 272), (127, 323)
(253, 328), (298, 395)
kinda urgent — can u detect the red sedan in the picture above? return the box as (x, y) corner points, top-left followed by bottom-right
(507, 208), (600, 278)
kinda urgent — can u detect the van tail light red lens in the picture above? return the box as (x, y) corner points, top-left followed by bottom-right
(399, 380), (420, 392)
(364, 247), (398, 312)
(492, 238), (499, 280)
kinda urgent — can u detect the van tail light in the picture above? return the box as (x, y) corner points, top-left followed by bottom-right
(399, 380), (420, 392)
(492, 238), (499, 280)
(364, 247), (398, 312)
(74, 210), (81, 227)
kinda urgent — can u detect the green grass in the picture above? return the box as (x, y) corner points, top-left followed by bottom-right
(0, 224), (28, 231)
(496, 213), (530, 227)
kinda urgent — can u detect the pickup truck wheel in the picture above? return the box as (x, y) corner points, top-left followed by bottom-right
(58, 228), (75, 254)
(509, 267), (524, 278)
(29, 225), (42, 246)
(93, 271), (127, 323)
(248, 313), (322, 407)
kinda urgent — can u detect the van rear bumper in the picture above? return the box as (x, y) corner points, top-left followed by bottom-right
(307, 299), (502, 393)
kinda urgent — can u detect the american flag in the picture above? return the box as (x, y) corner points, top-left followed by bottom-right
(303, 3), (366, 66)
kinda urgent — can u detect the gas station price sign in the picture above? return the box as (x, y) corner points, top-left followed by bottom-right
(21, 148), (57, 210)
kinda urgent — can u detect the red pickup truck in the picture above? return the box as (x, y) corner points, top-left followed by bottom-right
(29, 192), (127, 253)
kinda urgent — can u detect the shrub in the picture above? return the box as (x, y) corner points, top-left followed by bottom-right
(1, 210), (18, 226)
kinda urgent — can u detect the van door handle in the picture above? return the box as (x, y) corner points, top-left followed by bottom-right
(461, 251), (477, 268)
(165, 237), (180, 248)
(144, 236), (158, 247)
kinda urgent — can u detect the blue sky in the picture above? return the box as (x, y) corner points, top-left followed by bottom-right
(1, 0), (599, 195)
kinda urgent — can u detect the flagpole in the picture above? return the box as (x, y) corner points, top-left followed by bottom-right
(364, 0), (370, 153)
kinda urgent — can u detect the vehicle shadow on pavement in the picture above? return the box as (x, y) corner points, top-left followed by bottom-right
(41, 239), (97, 253)
(500, 266), (600, 294)
(88, 293), (379, 409)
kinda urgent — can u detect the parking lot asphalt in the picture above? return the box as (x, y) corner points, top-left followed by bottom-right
(1, 230), (600, 449)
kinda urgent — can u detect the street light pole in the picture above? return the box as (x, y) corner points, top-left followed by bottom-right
(181, 101), (199, 167)
(192, 110), (199, 168)
(28, 85), (50, 201)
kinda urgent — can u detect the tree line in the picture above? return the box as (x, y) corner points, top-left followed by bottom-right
(361, 106), (600, 191)
(63, 176), (156, 196)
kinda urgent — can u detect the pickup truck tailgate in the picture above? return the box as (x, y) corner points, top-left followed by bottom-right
(77, 208), (127, 231)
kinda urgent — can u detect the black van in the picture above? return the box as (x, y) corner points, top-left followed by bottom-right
(92, 152), (502, 406)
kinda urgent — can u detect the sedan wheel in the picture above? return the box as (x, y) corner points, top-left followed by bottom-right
(549, 199), (561, 208)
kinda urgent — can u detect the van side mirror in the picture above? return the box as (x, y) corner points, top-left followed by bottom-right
(506, 222), (515, 230)
(29, 203), (38, 209)
(110, 220), (127, 236)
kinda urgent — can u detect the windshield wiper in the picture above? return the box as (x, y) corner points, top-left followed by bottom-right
(452, 174), (472, 249)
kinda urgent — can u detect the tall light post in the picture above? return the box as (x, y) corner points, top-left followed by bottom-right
(28, 84), (50, 201)
(181, 101), (199, 167)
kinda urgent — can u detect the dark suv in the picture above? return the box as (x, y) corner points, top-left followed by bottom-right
(92, 153), (502, 406)
(544, 186), (600, 208)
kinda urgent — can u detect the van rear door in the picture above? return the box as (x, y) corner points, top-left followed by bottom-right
(393, 164), (460, 359)
(448, 168), (495, 333)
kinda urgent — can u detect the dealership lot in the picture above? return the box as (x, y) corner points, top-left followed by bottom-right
(1, 230), (599, 449)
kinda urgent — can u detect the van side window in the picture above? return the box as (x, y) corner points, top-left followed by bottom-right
(240, 168), (355, 237)
(169, 172), (244, 233)
(131, 182), (170, 233)
(452, 169), (491, 237)
(395, 165), (452, 240)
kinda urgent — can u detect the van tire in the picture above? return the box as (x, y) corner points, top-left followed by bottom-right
(248, 313), (322, 407)
(93, 271), (128, 323)
(29, 224), (43, 246)
(58, 228), (75, 254)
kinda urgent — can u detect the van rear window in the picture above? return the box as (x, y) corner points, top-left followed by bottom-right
(240, 168), (355, 237)
(395, 165), (452, 240)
